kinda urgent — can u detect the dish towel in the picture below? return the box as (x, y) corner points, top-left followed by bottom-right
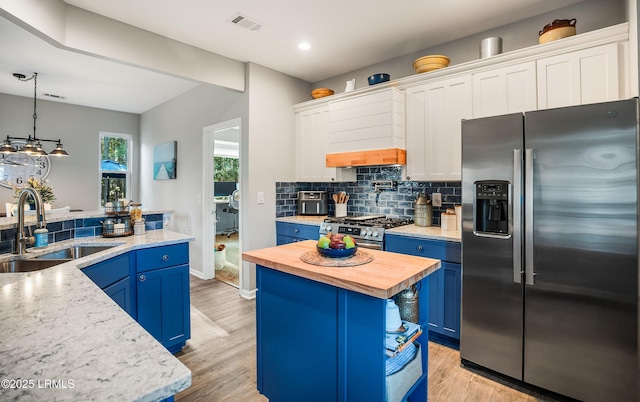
(385, 342), (418, 376)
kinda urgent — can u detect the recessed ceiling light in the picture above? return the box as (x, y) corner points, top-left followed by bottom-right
(298, 42), (311, 50)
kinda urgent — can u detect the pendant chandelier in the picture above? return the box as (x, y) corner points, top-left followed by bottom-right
(0, 72), (69, 157)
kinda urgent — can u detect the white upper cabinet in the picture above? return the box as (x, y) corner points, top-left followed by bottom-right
(296, 105), (356, 182)
(537, 42), (620, 109)
(293, 23), (629, 184)
(405, 75), (472, 182)
(472, 61), (537, 118)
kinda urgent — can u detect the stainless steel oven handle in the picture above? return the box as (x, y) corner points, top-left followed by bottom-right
(357, 241), (383, 250)
(513, 149), (522, 284)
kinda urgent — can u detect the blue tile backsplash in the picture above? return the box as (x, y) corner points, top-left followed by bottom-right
(276, 166), (461, 225)
(0, 213), (165, 255)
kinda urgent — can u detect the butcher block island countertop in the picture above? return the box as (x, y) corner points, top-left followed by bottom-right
(242, 240), (441, 299)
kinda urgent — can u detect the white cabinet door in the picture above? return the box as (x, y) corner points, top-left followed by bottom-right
(537, 42), (619, 109)
(296, 105), (355, 182)
(472, 61), (537, 118)
(405, 75), (472, 182)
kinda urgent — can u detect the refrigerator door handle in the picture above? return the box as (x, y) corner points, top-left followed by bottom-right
(525, 148), (535, 285)
(513, 149), (522, 284)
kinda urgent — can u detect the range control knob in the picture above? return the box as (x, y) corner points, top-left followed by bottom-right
(372, 231), (379, 237)
(325, 225), (332, 232)
(366, 230), (372, 236)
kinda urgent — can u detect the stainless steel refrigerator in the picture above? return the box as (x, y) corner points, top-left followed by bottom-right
(460, 98), (638, 401)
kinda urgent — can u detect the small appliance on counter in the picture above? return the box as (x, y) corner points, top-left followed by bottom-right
(297, 191), (328, 216)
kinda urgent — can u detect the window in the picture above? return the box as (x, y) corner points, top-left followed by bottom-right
(99, 132), (132, 207)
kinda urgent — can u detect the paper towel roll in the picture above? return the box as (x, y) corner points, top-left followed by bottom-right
(455, 205), (462, 231)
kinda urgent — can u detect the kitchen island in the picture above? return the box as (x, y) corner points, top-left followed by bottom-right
(243, 240), (440, 402)
(0, 230), (193, 401)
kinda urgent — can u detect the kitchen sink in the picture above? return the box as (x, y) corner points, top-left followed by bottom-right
(0, 258), (72, 273)
(35, 245), (116, 260)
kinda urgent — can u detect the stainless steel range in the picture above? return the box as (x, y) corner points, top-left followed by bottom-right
(319, 215), (413, 250)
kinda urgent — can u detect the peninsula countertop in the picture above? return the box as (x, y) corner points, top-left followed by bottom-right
(243, 240), (441, 299)
(0, 229), (193, 401)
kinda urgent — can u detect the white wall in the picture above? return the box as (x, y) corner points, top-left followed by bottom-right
(0, 92), (140, 210)
(314, 0), (627, 92)
(139, 84), (247, 278)
(241, 63), (310, 291)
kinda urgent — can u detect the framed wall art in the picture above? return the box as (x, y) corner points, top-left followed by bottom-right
(153, 141), (177, 180)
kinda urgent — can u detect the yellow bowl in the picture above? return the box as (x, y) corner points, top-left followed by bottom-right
(538, 26), (576, 44)
(413, 55), (450, 74)
(311, 88), (334, 99)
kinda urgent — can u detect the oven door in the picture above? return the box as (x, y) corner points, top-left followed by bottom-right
(356, 240), (383, 250)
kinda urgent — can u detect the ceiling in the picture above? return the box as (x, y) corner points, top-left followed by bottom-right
(0, 0), (584, 114)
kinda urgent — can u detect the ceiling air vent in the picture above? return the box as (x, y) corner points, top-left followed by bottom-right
(228, 13), (263, 31)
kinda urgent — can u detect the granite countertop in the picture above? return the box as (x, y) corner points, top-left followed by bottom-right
(0, 229), (193, 401)
(275, 215), (327, 225)
(276, 215), (461, 242)
(386, 225), (461, 242)
(243, 240), (440, 299)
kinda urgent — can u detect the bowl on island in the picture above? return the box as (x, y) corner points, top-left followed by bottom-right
(316, 245), (357, 258)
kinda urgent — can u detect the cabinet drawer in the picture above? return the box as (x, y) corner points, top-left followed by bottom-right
(137, 243), (189, 273)
(275, 222), (319, 241)
(385, 235), (461, 264)
(83, 253), (131, 289)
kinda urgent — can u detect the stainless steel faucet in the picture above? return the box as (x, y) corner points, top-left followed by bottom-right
(14, 187), (46, 255)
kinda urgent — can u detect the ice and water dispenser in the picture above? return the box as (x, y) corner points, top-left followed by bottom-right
(474, 181), (509, 235)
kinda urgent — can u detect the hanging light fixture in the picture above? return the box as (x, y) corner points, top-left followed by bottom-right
(1, 72), (70, 157)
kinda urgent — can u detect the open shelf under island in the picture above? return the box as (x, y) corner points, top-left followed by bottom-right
(243, 240), (441, 402)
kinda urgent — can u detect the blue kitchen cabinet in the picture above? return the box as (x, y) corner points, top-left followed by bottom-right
(276, 221), (320, 245)
(136, 243), (191, 354)
(82, 252), (136, 318)
(386, 235), (461, 345)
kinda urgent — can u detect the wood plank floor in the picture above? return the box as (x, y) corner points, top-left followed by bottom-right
(175, 277), (564, 401)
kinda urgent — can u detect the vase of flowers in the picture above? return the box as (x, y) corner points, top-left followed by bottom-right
(13, 178), (56, 208)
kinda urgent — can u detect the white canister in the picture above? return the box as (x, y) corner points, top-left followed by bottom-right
(335, 204), (347, 218)
(134, 219), (146, 235)
(385, 299), (403, 332)
(441, 213), (457, 231)
(480, 37), (502, 58)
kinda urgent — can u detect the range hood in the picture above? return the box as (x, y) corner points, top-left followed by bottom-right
(326, 148), (406, 168)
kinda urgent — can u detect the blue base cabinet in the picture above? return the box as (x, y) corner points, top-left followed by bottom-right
(104, 275), (134, 316)
(256, 266), (429, 402)
(136, 243), (191, 354)
(386, 235), (461, 345)
(81, 242), (191, 354)
(82, 252), (136, 318)
(276, 221), (320, 245)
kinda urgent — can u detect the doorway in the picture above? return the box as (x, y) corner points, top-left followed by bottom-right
(203, 118), (241, 288)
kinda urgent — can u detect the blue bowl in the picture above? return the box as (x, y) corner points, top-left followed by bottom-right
(317, 245), (357, 258)
(368, 73), (390, 85)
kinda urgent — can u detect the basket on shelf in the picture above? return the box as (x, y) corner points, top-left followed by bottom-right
(102, 218), (133, 237)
